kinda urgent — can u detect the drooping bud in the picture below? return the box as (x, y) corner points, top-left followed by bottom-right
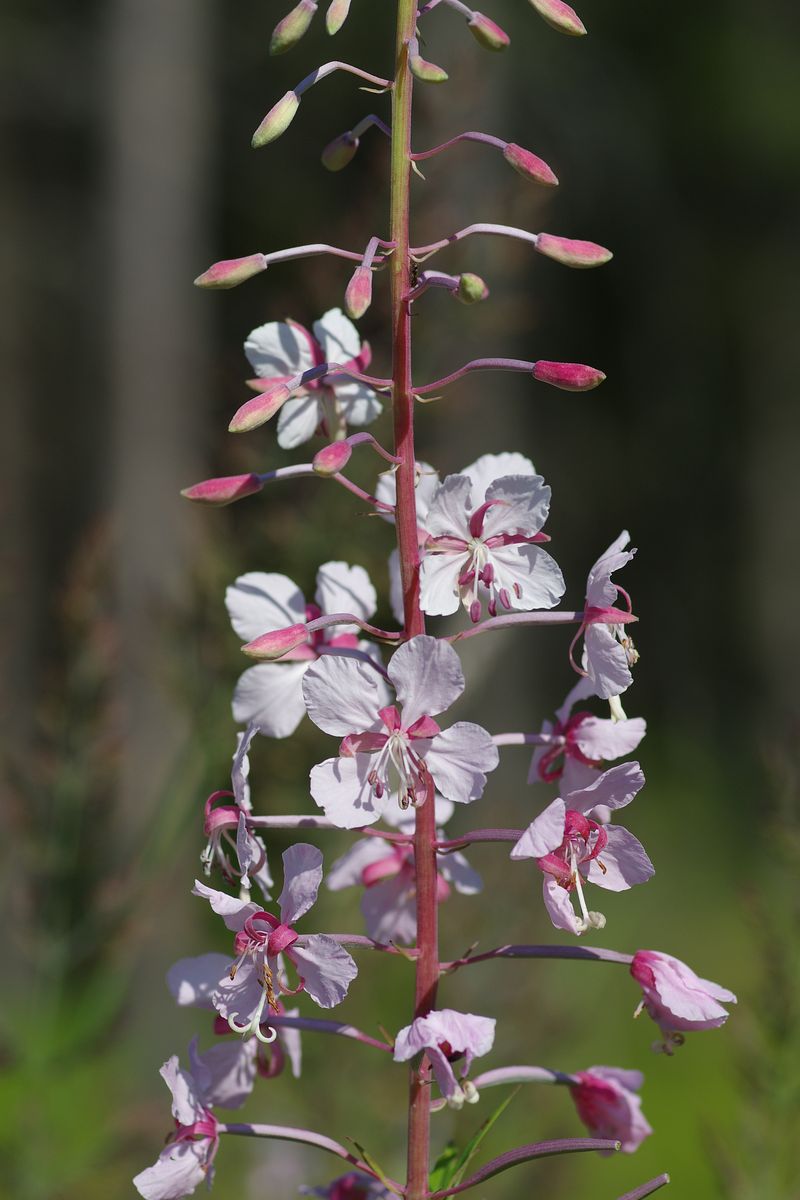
(468, 12), (510, 51)
(344, 266), (373, 319)
(194, 253), (267, 289)
(270, 0), (317, 55)
(322, 131), (359, 171)
(181, 473), (264, 506)
(229, 383), (293, 432)
(536, 232), (613, 268)
(409, 52), (449, 84)
(533, 360), (606, 391)
(528, 0), (587, 36)
(242, 624), (310, 660)
(456, 273), (489, 304)
(252, 91), (300, 148)
(313, 440), (352, 475)
(325, 0), (351, 34)
(503, 143), (558, 187)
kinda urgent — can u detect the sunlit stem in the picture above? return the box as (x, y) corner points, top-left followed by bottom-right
(411, 222), (540, 262)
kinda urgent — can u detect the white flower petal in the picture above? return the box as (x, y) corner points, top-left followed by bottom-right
(303, 655), (390, 735)
(225, 572), (305, 643)
(279, 843), (323, 926)
(510, 798), (566, 860)
(419, 550), (469, 617)
(490, 544), (565, 610)
(422, 722), (499, 804)
(314, 561), (377, 624)
(309, 755), (388, 828)
(291, 935), (358, 1008)
(244, 320), (315, 378)
(330, 380), (382, 426)
(462, 452), (536, 500)
(312, 307), (361, 363)
(276, 393), (322, 449)
(424, 474), (473, 540)
(232, 662), (310, 739)
(482, 474), (551, 538)
(387, 636), (464, 724)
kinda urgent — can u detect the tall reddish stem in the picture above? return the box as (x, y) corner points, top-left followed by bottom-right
(389, 4), (439, 1198)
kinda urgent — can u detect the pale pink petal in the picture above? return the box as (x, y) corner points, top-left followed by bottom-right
(309, 755), (388, 828)
(211, 961), (263, 1026)
(314, 561), (377, 625)
(588, 1065), (645, 1092)
(360, 873), (418, 944)
(489, 544), (565, 610)
(462, 452), (535, 501)
(279, 1006), (303, 1077)
(424, 475), (474, 540)
(573, 716), (647, 760)
(290, 935), (358, 1008)
(133, 1141), (209, 1200)
(481, 475), (550, 538)
(422, 722), (499, 804)
(419, 550), (469, 617)
(375, 461), (441, 527)
(586, 531), (635, 608)
(582, 824), (654, 891)
(330, 380), (382, 426)
(554, 676), (597, 725)
(387, 636), (464, 724)
(244, 319), (315, 378)
(231, 725), (257, 808)
(225, 572), (305, 643)
(191, 880), (257, 932)
(167, 954), (231, 1010)
(279, 843), (323, 925)
(161, 1055), (206, 1126)
(236, 815), (273, 899)
(560, 758), (601, 794)
(571, 1067), (652, 1154)
(439, 850), (482, 894)
(312, 307), (361, 363)
(326, 838), (392, 890)
(276, 393), (322, 449)
(303, 655), (390, 736)
(192, 1039), (258, 1110)
(510, 798), (566, 860)
(584, 623), (633, 698)
(564, 762), (645, 815)
(542, 877), (582, 934)
(395, 1009), (495, 1065)
(232, 662), (310, 739)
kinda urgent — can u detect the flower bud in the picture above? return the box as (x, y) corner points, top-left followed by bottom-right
(533, 360), (606, 391)
(252, 91), (300, 148)
(528, 0), (587, 36)
(313, 440), (352, 475)
(456, 273), (489, 304)
(194, 253), (267, 289)
(468, 12), (510, 51)
(242, 624), (310, 660)
(409, 52), (449, 84)
(229, 383), (293, 432)
(344, 266), (373, 319)
(503, 143), (558, 187)
(181, 473), (264, 506)
(322, 131), (359, 171)
(270, 0), (317, 55)
(325, 0), (351, 34)
(536, 232), (612, 268)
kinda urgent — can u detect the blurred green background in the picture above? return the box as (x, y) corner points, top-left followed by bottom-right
(2, 0), (799, 1196)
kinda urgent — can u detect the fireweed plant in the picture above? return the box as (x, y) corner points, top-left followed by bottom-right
(136, 2), (737, 1198)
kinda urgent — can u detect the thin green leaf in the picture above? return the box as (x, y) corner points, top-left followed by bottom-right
(347, 1140), (402, 1196)
(451, 1085), (521, 1187)
(428, 1141), (461, 1191)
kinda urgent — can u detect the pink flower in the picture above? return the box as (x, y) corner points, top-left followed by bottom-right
(511, 763), (654, 934)
(631, 950), (737, 1052)
(226, 562), (378, 739)
(133, 1049), (222, 1199)
(570, 1066), (652, 1154)
(244, 308), (380, 448)
(570, 532), (639, 699)
(326, 797), (481, 943)
(529, 677), (646, 793)
(302, 636), (499, 828)
(393, 1009), (496, 1109)
(200, 727), (274, 898)
(193, 844), (358, 1038)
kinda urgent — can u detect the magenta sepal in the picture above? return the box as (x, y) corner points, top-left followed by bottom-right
(533, 361), (606, 391)
(181, 473), (264, 506)
(428, 1138), (619, 1198)
(536, 232), (612, 268)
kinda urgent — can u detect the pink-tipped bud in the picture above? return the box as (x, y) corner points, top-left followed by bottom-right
(194, 253), (267, 290)
(313, 440), (352, 475)
(322, 131), (359, 171)
(345, 266), (373, 319)
(533, 360), (606, 391)
(503, 143), (558, 187)
(409, 52), (449, 84)
(242, 624), (310, 660)
(181, 473), (264, 506)
(270, 0), (317, 55)
(252, 91), (300, 148)
(468, 12), (510, 51)
(456, 272), (489, 304)
(325, 0), (351, 34)
(536, 232), (613, 268)
(528, 0), (587, 36)
(229, 383), (293, 433)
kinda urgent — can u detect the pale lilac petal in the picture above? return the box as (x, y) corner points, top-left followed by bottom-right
(192, 1039), (258, 1110)
(167, 954), (231, 1010)
(276, 393), (322, 449)
(330, 380), (382, 426)
(695, 976), (738, 1004)
(245, 319), (314, 378)
(510, 798), (566, 860)
(290, 935), (358, 1008)
(231, 725), (258, 808)
(584, 624), (633, 697)
(564, 762), (645, 815)
(481, 475), (550, 538)
(394, 1009), (495, 1063)
(462, 452), (535, 501)
(633, 951), (737, 1028)
(192, 881), (257, 932)
(583, 825), (654, 891)
(225, 572), (305, 643)
(422, 722), (499, 804)
(419, 550), (468, 617)
(211, 961), (262, 1027)
(424, 475), (474, 540)
(133, 1141), (209, 1200)
(279, 1006), (303, 1077)
(279, 843), (323, 925)
(586, 531), (635, 608)
(489, 544), (565, 610)
(326, 838), (392, 890)
(388, 548), (406, 625)
(360, 873), (418, 944)
(236, 814), (273, 899)
(554, 676), (597, 725)
(560, 758), (601, 794)
(388, 636), (464, 724)
(588, 1065), (645, 1092)
(302, 655), (389, 736)
(314, 561), (377, 625)
(232, 662), (310, 739)
(527, 719), (556, 785)
(309, 755), (388, 828)
(160, 1055), (206, 1126)
(542, 877), (582, 934)
(312, 307), (361, 363)
(571, 1067), (652, 1154)
(440, 850), (482, 894)
(573, 716), (647, 761)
